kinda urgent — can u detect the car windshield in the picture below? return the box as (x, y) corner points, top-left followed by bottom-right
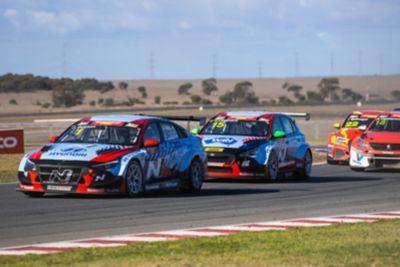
(343, 115), (374, 129)
(200, 120), (268, 137)
(369, 118), (400, 132)
(57, 125), (141, 145)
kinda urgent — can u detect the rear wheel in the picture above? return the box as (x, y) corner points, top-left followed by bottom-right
(22, 191), (44, 198)
(126, 161), (144, 197)
(182, 159), (203, 192)
(296, 149), (312, 179)
(265, 151), (279, 182)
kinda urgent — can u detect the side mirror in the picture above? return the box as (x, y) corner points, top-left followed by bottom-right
(273, 130), (286, 138)
(49, 135), (58, 143)
(358, 125), (367, 131)
(191, 127), (200, 135)
(333, 122), (341, 129)
(144, 139), (160, 147)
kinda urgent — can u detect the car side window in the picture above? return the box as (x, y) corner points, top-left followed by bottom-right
(281, 116), (295, 135)
(272, 116), (285, 133)
(160, 122), (179, 141)
(143, 123), (161, 143)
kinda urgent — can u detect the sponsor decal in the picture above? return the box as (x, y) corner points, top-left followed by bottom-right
(204, 137), (237, 146)
(48, 146), (88, 157)
(205, 147), (224, 152)
(0, 129), (24, 154)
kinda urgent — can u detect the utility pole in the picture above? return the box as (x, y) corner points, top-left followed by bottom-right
(212, 54), (217, 78)
(357, 49), (362, 76)
(61, 41), (67, 78)
(150, 52), (155, 79)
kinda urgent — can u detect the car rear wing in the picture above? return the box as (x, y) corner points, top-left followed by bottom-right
(282, 112), (311, 121)
(137, 114), (207, 129)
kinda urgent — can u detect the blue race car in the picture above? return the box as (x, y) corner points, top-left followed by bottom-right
(195, 111), (312, 182)
(18, 114), (207, 197)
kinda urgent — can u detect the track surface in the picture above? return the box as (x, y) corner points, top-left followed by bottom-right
(0, 164), (399, 248)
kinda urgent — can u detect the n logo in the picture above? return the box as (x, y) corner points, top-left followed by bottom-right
(49, 169), (74, 183)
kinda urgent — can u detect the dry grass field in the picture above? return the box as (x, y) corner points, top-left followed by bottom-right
(0, 74), (399, 115)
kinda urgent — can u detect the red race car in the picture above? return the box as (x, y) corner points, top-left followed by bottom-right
(327, 110), (381, 164)
(349, 111), (400, 171)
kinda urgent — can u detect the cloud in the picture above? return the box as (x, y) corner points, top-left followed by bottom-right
(178, 20), (191, 30)
(3, 8), (19, 26)
(25, 10), (81, 34)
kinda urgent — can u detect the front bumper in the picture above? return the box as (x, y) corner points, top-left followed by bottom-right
(350, 147), (400, 169)
(327, 144), (350, 163)
(18, 160), (126, 195)
(206, 151), (265, 178)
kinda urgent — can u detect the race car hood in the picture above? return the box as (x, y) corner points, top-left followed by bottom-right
(199, 135), (268, 150)
(335, 128), (363, 140)
(31, 143), (135, 162)
(363, 132), (400, 144)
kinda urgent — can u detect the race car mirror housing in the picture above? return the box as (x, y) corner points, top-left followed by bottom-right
(191, 127), (200, 135)
(333, 122), (341, 129)
(48, 135), (58, 143)
(144, 139), (160, 147)
(273, 130), (286, 139)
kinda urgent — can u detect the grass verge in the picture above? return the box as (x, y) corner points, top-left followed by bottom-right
(0, 154), (22, 183)
(1, 220), (399, 267)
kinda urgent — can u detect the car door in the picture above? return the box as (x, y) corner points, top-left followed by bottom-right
(271, 115), (288, 167)
(142, 122), (166, 182)
(158, 122), (184, 180)
(280, 115), (299, 167)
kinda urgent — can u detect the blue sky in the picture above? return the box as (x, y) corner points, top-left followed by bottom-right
(1, 0), (400, 79)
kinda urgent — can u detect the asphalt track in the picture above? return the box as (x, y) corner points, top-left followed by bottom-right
(0, 164), (399, 248)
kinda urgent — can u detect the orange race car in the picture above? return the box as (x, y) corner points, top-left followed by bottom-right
(327, 110), (382, 164)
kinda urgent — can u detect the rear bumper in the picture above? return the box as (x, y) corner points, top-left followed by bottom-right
(206, 161), (265, 178)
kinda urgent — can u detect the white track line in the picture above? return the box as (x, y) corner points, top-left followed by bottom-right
(1, 210), (399, 256)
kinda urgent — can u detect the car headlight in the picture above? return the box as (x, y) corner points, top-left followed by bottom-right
(357, 138), (370, 150)
(240, 147), (259, 158)
(331, 136), (348, 145)
(24, 159), (37, 172)
(93, 160), (119, 171)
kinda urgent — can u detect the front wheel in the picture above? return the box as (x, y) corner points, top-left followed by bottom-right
(350, 166), (365, 172)
(22, 191), (44, 198)
(126, 161), (144, 197)
(265, 151), (279, 182)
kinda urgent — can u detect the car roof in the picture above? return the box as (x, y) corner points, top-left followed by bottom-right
(350, 110), (382, 117)
(377, 111), (400, 118)
(88, 114), (160, 123)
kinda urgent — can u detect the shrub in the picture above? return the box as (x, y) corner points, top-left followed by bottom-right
(9, 99), (17, 105)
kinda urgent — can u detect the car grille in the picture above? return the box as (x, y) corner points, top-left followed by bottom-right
(370, 143), (400, 151)
(334, 148), (346, 158)
(207, 153), (235, 164)
(37, 164), (84, 185)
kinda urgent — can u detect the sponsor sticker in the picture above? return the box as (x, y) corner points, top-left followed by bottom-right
(205, 147), (224, 152)
(0, 129), (24, 154)
(47, 185), (72, 191)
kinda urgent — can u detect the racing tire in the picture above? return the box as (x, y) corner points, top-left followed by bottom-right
(296, 149), (312, 180)
(264, 151), (279, 183)
(181, 158), (203, 193)
(350, 167), (365, 172)
(22, 191), (44, 198)
(125, 160), (144, 197)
